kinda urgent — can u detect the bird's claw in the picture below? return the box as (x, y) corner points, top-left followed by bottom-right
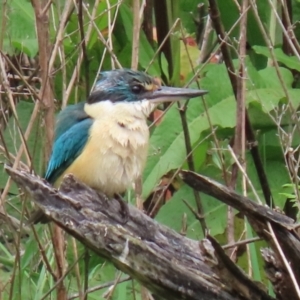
(114, 194), (129, 225)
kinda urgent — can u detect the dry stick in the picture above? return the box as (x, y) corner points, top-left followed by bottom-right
(185, 9), (254, 196)
(266, 222), (300, 298)
(69, 277), (131, 300)
(178, 26), (207, 234)
(31, 226), (57, 279)
(30, 0), (55, 159)
(145, 18), (181, 72)
(1, 53), (41, 99)
(71, 237), (83, 300)
(103, 271), (123, 299)
(223, 236), (262, 250)
(281, 0), (293, 55)
(185, 8), (247, 88)
(228, 145), (262, 205)
(83, 248), (90, 300)
(64, 0), (122, 106)
(0, 56), (33, 171)
(0, 10), (55, 297)
(73, 0), (90, 300)
(224, 148), (300, 295)
(281, 0), (300, 55)
(0, 97), (56, 288)
(208, 0), (274, 208)
(256, 2), (300, 293)
(178, 106), (207, 235)
(0, 130), (12, 165)
(30, 0), (66, 299)
(131, 0), (140, 70)
(146, 19), (214, 227)
(237, 1), (250, 267)
(250, 1), (300, 133)
(2, 109), (58, 287)
(105, 0), (114, 69)
(82, 2), (122, 69)
(182, 199), (204, 224)
(131, 0), (144, 211)
(77, 0), (90, 98)
(198, 15), (213, 63)
(91, 1), (123, 90)
(268, 0), (300, 60)
(286, 146), (300, 211)
(225, 147), (300, 294)
(77, 2), (122, 297)
(228, 1), (249, 261)
(40, 252), (85, 300)
(142, 0), (153, 46)
(264, 103), (300, 206)
(47, 0), (74, 107)
(250, 0), (300, 169)
(0, 54), (40, 242)
(63, 0), (100, 107)
(137, 7), (175, 295)
(148, 129), (217, 218)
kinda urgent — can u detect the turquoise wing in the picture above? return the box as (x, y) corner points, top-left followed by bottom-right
(54, 102), (87, 140)
(45, 115), (93, 184)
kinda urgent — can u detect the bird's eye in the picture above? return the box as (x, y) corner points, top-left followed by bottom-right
(131, 85), (143, 94)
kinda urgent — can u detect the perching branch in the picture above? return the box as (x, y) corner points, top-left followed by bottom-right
(6, 165), (274, 300)
(180, 170), (300, 300)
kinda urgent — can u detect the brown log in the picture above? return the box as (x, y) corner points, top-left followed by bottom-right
(5, 165), (274, 300)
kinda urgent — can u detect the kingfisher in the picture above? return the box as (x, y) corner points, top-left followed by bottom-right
(29, 69), (207, 223)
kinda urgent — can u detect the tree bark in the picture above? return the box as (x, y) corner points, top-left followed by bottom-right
(7, 166), (295, 300)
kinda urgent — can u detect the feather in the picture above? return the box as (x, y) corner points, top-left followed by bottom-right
(55, 102), (88, 140)
(45, 117), (93, 184)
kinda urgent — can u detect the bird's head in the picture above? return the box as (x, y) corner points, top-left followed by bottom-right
(85, 69), (207, 117)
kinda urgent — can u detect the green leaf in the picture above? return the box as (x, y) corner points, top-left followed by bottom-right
(253, 46), (300, 72)
(258, 67), (294, 88)
(155, 183), (227, 239)
(143, 95), (237, 198)
(247, 88), (300, 113)
(1, 0), (37, 56)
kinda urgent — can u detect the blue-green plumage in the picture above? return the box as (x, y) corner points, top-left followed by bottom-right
(45, 116), (93, 184)
(89, 69), (159, 103)
(54, 102), (88, 140)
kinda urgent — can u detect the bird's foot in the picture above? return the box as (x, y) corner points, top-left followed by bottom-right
(114, 193), (129, 224)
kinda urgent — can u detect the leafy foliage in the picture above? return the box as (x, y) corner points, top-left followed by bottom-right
(1, 0), (300, 298)
(0, 0), (37, 56)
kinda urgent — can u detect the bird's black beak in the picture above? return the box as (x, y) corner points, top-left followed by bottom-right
(148, 86), (207, 103)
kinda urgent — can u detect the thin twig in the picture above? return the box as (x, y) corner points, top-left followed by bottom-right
(83, 248), (90, 300)
(223, 237), (262, 250)
(77, 0), (90, 97)
(131, 0), (140, 70)
(267, 223), (300, 297)
(69, 276), (131, 300)
(208, 0), (274, 208)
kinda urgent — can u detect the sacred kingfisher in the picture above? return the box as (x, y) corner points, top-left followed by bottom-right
(29, 69), (207, 223)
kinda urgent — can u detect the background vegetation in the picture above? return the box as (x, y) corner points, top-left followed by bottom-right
(1, 0), (300, 299)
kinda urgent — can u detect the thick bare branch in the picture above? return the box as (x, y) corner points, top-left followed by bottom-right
(5, 166), (274, 300)
(181, 170), (300, 299)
